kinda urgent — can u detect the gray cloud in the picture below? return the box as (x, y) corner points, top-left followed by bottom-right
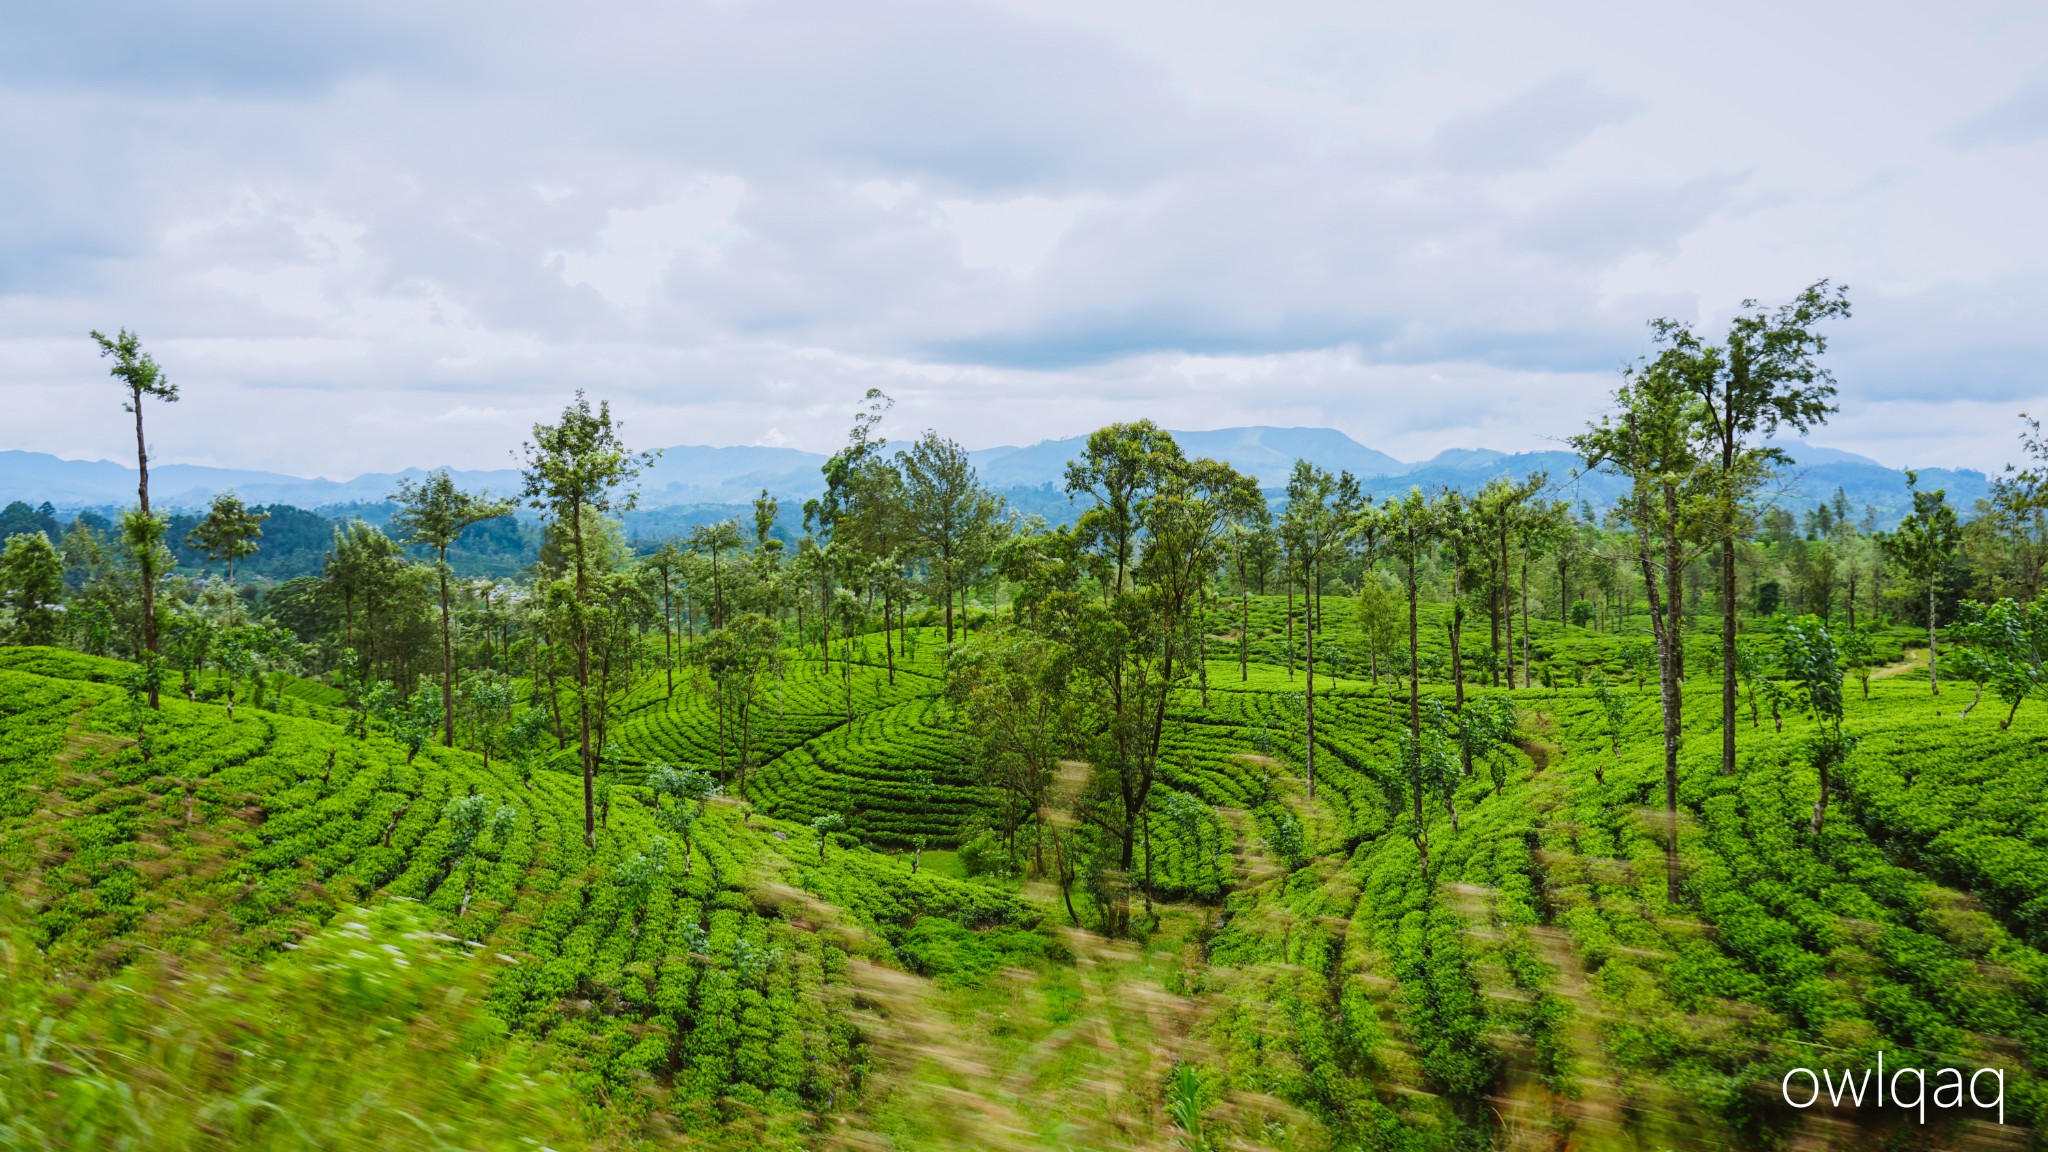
(1430, 75), (1642, 173)
(2, 0), (2045, 477)
(1950, 76), (2048, 148)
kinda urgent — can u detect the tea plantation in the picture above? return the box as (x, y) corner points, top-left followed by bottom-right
(2, 605), (2043, 1150)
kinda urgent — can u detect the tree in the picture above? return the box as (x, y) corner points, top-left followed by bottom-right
(903, 430), (1003, 644)
(946, 630), (1085, 869)
(91, 328), (179, 707)
(1884, 471), (1962, 695)
(1403, 698), (1460, 871)
(1575, 347), (1714, 901)
(642, 541), (687, 699)
(440, 793), (515, 916)
(1668, 282), (1851, 778)
(1122, 453), (1260, 858)
(687, 520), (745, 631)
(804, 388), (893, 658)
(184, 492), (268, 584)
(1279, 460), (1360, 798)
(698, 613), (779, 797)
(649, 764), (718, 875)
(1840, 624), (1877, 702)
(1949, 597), (2048, 729)
(0, 532), (64, 645)
(1064, 420), (1180, 599)
(1459, 694), (1520, 797)
(1376, 489), (1437, 864)
(1355, 571), (1402, 687)
(1588, 671), (1631, 785)
(1224, 507), (1274, 681)
(1471, 473), (1545, 687)
(1781, 615), (1853, 833)
(519, 392), (651, 848)
(460, 672), (515, 771)
(392, 471), (515, 747)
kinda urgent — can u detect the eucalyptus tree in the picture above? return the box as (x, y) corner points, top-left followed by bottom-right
(1781, 615), (1853, 833)
(1471, 473), (1546, 687)
(0, 531), (64, 645)
(1574, 348), (1714, 901)
(1374, 489), (1438, 750)
(1224, 506), (1274, 681)
(946, 629), (1086, 870)
(1279, 460), (1361, 798)
(687, 520), (745, 632)
(324, 521), (401, 650)
(1355, 571), (1402, 686)
(1666, 281), (1851, 776)
(903, 429), (1004, 645)
(1884, 471), (1962, 695)
(391, 470), (515, 746)
(642, 541), (687, 698)
(1588, 671), (1631, 785)
(1969, 415), (2048, 601)
(698, 612), (779, 797)
(1434, 488), (1477, 764)
(519, 391), (652, 848)
(804, 388), (893, 658)
(1064, 420), (1180, 599)
(185, 492), (268, 584)
(1949, 597), (2047, 729)
(92, 329), (179, 705)
(1403, 697), (1459, 873)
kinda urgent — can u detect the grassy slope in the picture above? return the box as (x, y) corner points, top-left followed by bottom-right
(1, 599), (2040, 1150)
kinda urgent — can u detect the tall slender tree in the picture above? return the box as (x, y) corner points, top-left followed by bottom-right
(1575, 351), (1713, 902)
(391, 470), (515, 747)
(903, 430), (1003, 644)
(1375, 489), (1437, 869)
(1885, 471), (1962, 695)
(519, 392), (650, 848)
(1670, 282), (1851, 776)
(91, 328), (178, 707)
(643, 541), (687, 699)
(1280, 460), (1360, 799)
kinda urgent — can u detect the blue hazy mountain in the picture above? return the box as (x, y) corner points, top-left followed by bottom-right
(972, 426), (1409, 488)
(0, 428), (1987, 529)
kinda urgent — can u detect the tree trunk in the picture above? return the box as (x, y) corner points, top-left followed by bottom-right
(1286, 576), (1295, 680)
(132, 389), (160, 708)
(1406, 550), (1426, 875)
(1649, 482), (1684, 903)
(883, 587), (896, 685)
(1927, 585), (1939, 695)
(1239, 559), (1250, 682)
(1518, 557), (1531, 688)
(1810, 747), (1831, 834)
(439, 547), (457, 747)
(574, 496), (595, 849)
(1721, 536), (1737, 775)
(1305, 579), (1317, 800)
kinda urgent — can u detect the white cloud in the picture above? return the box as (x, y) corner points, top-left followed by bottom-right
(0, 0), (2044, 477)
(936, 196), (1086, 277)
(552, 176), (748, 307)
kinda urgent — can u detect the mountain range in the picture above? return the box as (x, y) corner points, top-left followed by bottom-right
(0, 426), (1991, 529)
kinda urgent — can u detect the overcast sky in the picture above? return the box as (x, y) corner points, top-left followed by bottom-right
(4, 0), (2045, 478)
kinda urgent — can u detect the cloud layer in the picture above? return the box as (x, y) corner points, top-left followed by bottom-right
(4, 0), (2045, 476)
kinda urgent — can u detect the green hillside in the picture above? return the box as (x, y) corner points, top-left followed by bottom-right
(6, 602), (2043, 1149)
